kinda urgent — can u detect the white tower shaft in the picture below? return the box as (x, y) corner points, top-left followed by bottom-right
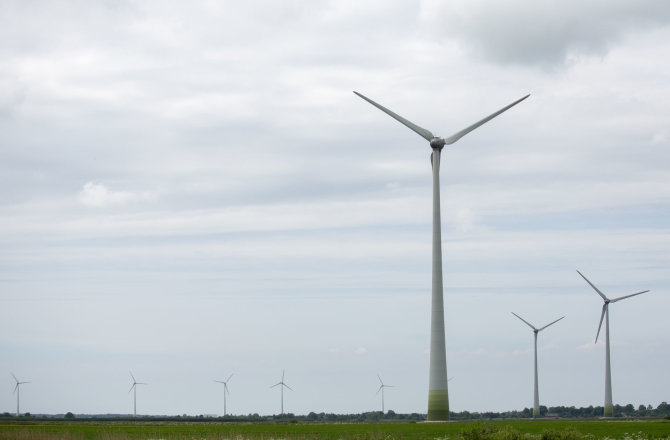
(604, 306), (613, 417)
(533, 332), (539, 418)
(427, 147), (449, 421)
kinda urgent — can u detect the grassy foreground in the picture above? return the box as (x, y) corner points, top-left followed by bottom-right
(0, 419), (668, 440)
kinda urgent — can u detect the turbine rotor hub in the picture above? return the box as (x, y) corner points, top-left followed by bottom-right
(430, 137), (445, 149)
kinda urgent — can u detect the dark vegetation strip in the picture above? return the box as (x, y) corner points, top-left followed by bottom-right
(0, 420), (669, 440)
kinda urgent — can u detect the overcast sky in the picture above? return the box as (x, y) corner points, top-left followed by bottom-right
(1, 0), (669, 417)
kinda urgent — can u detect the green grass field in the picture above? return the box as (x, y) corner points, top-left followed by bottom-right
(0, 419), (669, 440)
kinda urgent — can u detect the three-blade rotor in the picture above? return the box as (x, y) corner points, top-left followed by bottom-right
(214, 373), (234, 394)
(576, 270), (650, 343)
(271, 370), (293, 391)
(512, 312), (564, 333)
(376, 374), (394, 394)
(129, 371), (147, 393)
(353, 91), (530, 149)
(11, 372), (30, 394)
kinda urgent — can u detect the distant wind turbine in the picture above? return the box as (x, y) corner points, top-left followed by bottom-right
(354, 91), (529, 421)
(270, 370), (292, 415)
(511, 312), (564, 418)
(128, 371), (147, 418)
(11, 373), (30, 417)
(214, 374), (233, 416)
(376, 374), (394, 414)
(577, 270), (649, 417)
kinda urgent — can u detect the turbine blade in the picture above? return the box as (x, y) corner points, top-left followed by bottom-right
(284, 384), (293, 391)
(129, 371), (136, 382)
(282, 370), (285, 382)
(226, 373), (234, 382)
(377, 374), (384, 385)
(353, 91), (434, 141)
(610, 290), (649, 303)
(10, 372), (18, 383)
(13, 383), (18, 394)
(595, 304), (607, 343)
(224, 384), (229, 395)
(270, 382), (281, 388)
(129, 384), (135, 393)
(376, 385), (383, 395)
(538, 316), (565, 332)
(214, 380), (224, 384)
(577, 270), (609, 301)
(443, 94), (530, 145)
(511, 312), (536, 330)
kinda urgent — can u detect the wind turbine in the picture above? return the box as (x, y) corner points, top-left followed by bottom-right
(11, 373), (30, 417)
(214, 373), (233, 416)
(128, 371), (147, 418)
(376, 374), (394, 414)
(511, 312), (564, 418)
(354, 91), (529, 420)
(576, 270), (649, 417)
(270, 370), (293, 415)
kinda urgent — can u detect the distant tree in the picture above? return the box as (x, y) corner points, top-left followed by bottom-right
(65, 412), (75, 419)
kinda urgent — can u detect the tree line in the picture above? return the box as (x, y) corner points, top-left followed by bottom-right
(1, 401), (668, 421)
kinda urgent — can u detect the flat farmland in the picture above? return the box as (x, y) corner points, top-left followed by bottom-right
(0, 420), (669, 440)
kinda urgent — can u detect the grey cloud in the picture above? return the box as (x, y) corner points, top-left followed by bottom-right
(423, 0), (670, 69)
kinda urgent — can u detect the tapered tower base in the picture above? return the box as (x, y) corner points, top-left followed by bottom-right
(427, 389), (450, 421)
(604, 404), (613, 417)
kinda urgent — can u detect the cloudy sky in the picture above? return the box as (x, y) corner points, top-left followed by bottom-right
(1, 0), (669, 416)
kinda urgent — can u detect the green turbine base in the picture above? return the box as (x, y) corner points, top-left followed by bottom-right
(427, 389), (450, 421)
(604, 404), (613, 417)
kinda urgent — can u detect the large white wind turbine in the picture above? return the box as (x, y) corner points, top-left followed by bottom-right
(354, 91), (529, 420)
(511, 312), (564, 418)
(376, 374), (394, 414)
(270, 370), (293, 415)
(128, 371), (147, 418)
(11, 372), (30, 417)
(576, 270), (649, 417)
(214, 374), (233, 416)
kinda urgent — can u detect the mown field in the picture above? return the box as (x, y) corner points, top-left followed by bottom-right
(0, 419), (669, 440)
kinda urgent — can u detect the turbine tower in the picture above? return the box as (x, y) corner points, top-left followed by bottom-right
(511, 312), (564, 418)
(576, 270), (649, 417)
(11, 373), (30, 417)
(376, 374), (394, 414)
(270, 370), (292, 415)
(128, 371), (147, 418)
(354, 91), (529, 420)
(214, 374), (233, 416)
